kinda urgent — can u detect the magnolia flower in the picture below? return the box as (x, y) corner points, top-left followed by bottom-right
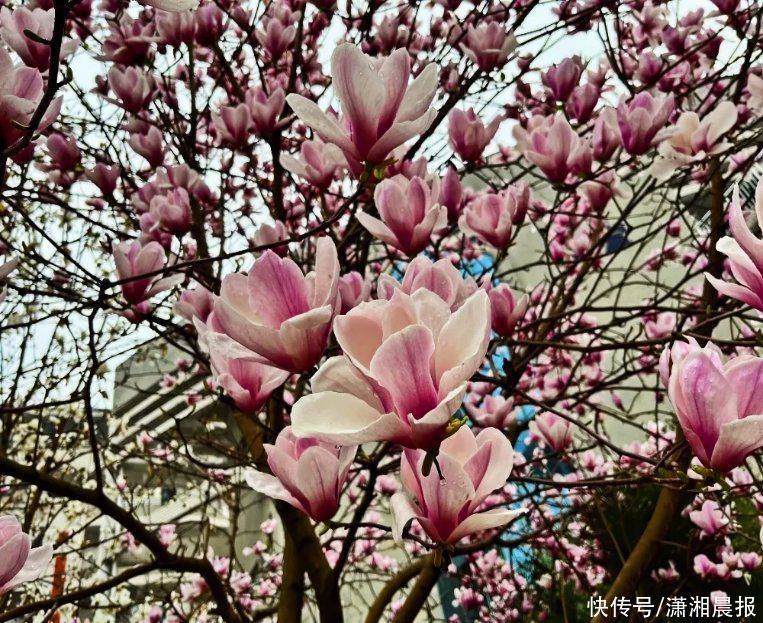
(667, 342), (763, 472)
(208, 344), (289, 413)
(448, 108), (502, 162)
(113, 240), (182, 306)
(459, 22), (517, 72)
(616, 92), (674, 155)
(706, 184), (763, 312)
(390, 426), (523, 544)
(357, 175), (446, 256)
(291, 289), (490, 449)
(459, 184), (529, 249)
(246, 86), (285, 137)
(689, 500), (729, 538)
(280, 138), (346, 189)
(142, 0), (200, 12)
(212, 104), (251, 147)
(487, 283), (528, 337)
(0, 515), (53, 595)
(174, 284), (215, 323)
(338, 271), (370, 313)
(287, 43), (438, 175)
(528, 412), (573, 452)
(542, 56), (583, 102)
(0, 7), (78, 71)
(465, 394), (515, 429)
(377, 256), (478, 311)
(245, 427), (356, 522)
(653, 101), (737, 176)
(212, 237), (340, 372)
(149, 188), (191, 236)
(0, 47), (61, 148)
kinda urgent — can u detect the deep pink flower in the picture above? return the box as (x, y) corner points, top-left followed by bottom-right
(113, 240), (182, 306)
(245, 427), (356, 522)
(448, 108), (502, 163)
(390, 426), (523, 544)
(174, 284), (215, 323)
(667, 343), (763, 472)
(542, 56), (583, 102)
(357, 175), (446, 256)
(287, 43), (438, 175)
(246, 86), (285, 137)
(488, 283), (528, 337)
(108, 66), (154, 114)
(291, 289), (490, 449)
(0, 515), (53, 595)
(0, 7), (77, 71)
(213, 103), (251, 147)
(155, 10), (196, 47)
(616, 92), (674, 155)
(85, 163), (120, 196)
(439, 166), (463, 221)
(149, 188), (191, 236)
(460, 22), (516, 72)
(689, 500), (729, 538)
(129, 127), (166, 168)
(459, 184), (529, 249)
(338, 271), (370, 313)
(514, 114), (590, 183)
(212, 237), (340, 372)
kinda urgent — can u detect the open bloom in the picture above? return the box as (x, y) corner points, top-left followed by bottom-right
(528, 412), (573, 452)
(706, 184), (763, 312)
(667, 342), (763, 472)
(689, 500), (729, 538)
(113, 240), (181, 306)
(0, 47), (61, 148)
(213, 237), (340, 372)
(377, 256), (478, 311)
(653, 101), (737, 176)
(0, 515), (53, 595)
(209, 344), (289, 413)
(291, 289), (490, 449)
(448, 108), (502, 162)
(357, 175), (446, 256)
(287, 43), (438, 175)
(174, 284), (215, 323)
(390, 426), (523, 544)
(0, 7), (77, 71)
(245, 427), (356, 522)
(616, 92), (674, 155)
(465, 394), (515, 429)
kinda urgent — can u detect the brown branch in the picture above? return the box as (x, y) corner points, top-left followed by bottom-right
(364, 559), (426, 623)
(389, 554), (440, 623)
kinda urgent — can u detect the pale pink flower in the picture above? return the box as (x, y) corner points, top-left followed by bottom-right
(667, 341), (763, 472)
(246, 86), (285, 137)
(212, 103), (251, 147)
(747, 74), (763, 112)
(460, 22), (517, 72)
(390, 426), (523, 544)
(706, 184), (763, 312)
(148, 188), (191, 236)
(245, 426), (356, 522)
(689, 500), (729, 538)
(129, 126), (166, 168)
(208, 344), (289, 413)
(291, 289), (490, 449)
(0, 7), (77, 71)
(528, 412), (573, 452)
(155, 10), (196, 47)
(459, 184), (529, 249)
(212, 237), (340, 372)
(465, 394), (515, 429)
(142, 0), (200, 12)
(0, 515), (53, 595)
(174, 285), (215, 323)
(653, 101), (737, 176)
(108, 66), (154, 114)
(357, 175), (446, 256)
(280, 138), (346, 189)
(287, 43), (438, 175)
(252, 220), (289, 256)
(448, 108), (502, 162)
(377, 256), (478, 311)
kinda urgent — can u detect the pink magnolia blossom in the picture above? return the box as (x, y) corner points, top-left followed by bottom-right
(212, 237), (340, 372)
(46, 134), (79, 172)
(174, 284), (215, 323)
(108, 66), (154, 114)
(459, 184), (529, 249)
(0, 515), (53, 595)
(255, 12), (297, 58)
(706, 184), (763, 312)
(459, 22), (517, 72)
(245, 426), (356, 522)
(528, 412), (573, 452)
(390, 426), (523, 544)
(592, 107), (621, 162)
(0, 47), (61, 148)
(0, 7), (77, 71)
(212, 103), (251, 147)
(616, 92), (674, 155)
(113, 240), (182, 306)
(542, 56), (583, 102)
(148, 188), (191, 236)
(246, 86), (285, 137)
(566, 83), (599, 124)
(208, 344), (289, 413)
(252, 220), (289, 257)
(439, 166), (463, 221)
(155, 10), (196, 47)
(653, 101), (737, 176)
(488, 283), (528, 337)
(377, 256), (478, 311)
(86, 163), (120, 196)
(194, 4), (225, 46)
(448, 108), (502, 163)
(658, 337), (721, 389)
(667, 342), (763, 472)
(513, 114), (591, 183)
(287, 43), (438, 175)
(466, 394), (515, 429)
(142, 0), (200, 12)
(357, 175), (446, 256)
(129, 126), (166, 169)
(338, 271), (370, 313)
(689, 500), (729, 538)
(291, 289), (490, 449)
(280, 138), (346, 189)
